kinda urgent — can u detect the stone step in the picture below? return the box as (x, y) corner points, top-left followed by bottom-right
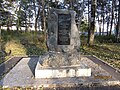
(35, 61), (91, 78)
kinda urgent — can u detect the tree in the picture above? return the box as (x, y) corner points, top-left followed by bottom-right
(106, 0), (111, 36)
(116, 0), (120, 41)
(88, 0), (97, 45)
(109, 0), (115, 35)
(0, 0), (4, 28)
(101, 0), (105, 35)
(0, 0), (15, 31)
(34, 0), (41, 32)
(41, 0), (46, 41)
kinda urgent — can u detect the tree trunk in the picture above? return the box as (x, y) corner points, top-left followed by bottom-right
(78, 0), (84, 31)
(106, 15), (110, 36)
(101, 1), (105, 35)
(70, 0), (73, 9)
(116, 0), (120, 41)
(98, 16), (102, 36)
(110, 0), (115, 35)
(28, 18), (30, 32)
(33, 0), (36, 17)
(42, 0), (46, 42)
(88, 0), (96, 45)
(16, 5), (21, 31)
(106, 0), (111, 36)
(88, 0), (90, 43)
(25, 11), (28, 32)
(7, 21), (10, 31)
(99, 23), (102, 36)
(102, 15), (105, 35)
(35, 5), (41, 32)
(28, 9), (31, 32)
(10, 15), (13, 31)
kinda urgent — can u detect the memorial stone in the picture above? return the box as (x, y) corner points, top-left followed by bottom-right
(35, 9), (91, 78)
(47, 9), (80, 52)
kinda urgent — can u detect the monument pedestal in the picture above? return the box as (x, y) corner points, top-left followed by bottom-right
(35, 64), (91, 78)
(35, 55), (91, 78)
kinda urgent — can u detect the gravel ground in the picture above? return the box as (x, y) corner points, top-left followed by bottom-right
(0, 56), (119, 88)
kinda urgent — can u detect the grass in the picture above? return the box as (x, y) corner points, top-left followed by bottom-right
(81, 35), (120, 69)
(0, 30), (47, 64)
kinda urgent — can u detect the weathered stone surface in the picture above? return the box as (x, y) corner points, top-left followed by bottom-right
(39, 51), (80, 68)
(47, 9), (80, 53)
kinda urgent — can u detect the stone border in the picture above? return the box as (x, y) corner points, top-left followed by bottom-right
(2, 81), (119, 89)
(92, 55), (120, 73)
(85, 55), (120, 80)
(0, 57), (22, 78)
(34, 81), (120, 88)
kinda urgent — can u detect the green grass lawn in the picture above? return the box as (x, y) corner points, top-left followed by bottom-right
(0, 30), (120, 69)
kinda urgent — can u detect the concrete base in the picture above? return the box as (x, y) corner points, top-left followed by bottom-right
(35, 61), (91, 78)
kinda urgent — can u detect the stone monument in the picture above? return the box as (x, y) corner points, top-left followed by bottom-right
(35, 9), (91, 78)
